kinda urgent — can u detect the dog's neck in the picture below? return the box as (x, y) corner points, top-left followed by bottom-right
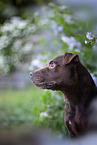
(62, 85), (97, 108)
(62, 89), (80, 106)
(61, 62), (97, 107)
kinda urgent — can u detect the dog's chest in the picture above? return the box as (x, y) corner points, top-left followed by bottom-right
(64, 101), (89, 133)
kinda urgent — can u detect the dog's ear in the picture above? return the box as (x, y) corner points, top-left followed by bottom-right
(63, 52), (79, 65)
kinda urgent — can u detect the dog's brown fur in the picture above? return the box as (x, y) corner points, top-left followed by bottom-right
(30, 52), (97, 137)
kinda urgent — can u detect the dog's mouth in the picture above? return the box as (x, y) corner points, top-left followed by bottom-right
(33, 81), (56, 89)
(30, 72), (57, 89)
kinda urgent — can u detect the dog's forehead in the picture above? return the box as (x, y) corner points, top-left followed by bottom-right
(49, 55), (64, 63)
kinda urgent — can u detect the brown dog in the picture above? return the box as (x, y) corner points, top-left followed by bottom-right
(30, 52), (97, 137)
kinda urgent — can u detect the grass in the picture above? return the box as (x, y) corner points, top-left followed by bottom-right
(0, 87), (68, 137)
(0, 87), (44, 131)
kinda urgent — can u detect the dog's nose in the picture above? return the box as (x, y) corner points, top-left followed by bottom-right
(29, 72), (33, 77)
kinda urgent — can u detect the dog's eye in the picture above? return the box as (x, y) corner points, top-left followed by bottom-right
(49, 62), (56, 69)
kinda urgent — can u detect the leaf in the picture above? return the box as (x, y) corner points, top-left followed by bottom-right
(49, 2), (57, 7)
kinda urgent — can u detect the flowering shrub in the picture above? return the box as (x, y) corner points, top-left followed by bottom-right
(29, 54), (49, 71)
(32, 90), (68, 136)
(30, 4), (97, 136)
(0, 17), (38, 74)
(31, 4), (97, 74)
(0, 3), (97, 135)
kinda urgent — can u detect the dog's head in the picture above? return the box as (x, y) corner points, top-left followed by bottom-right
(30, 52), (97, 104)
(30, 53), (80, 91)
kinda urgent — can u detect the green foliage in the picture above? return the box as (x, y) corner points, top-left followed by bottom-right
(32, 90), (68, 136)
(0, 16), (39, 74)
(30, 4), (97, 136)
(0, 0), (50, 6)
(1, 3), (97, 137)
(0, 88), (44, 130)
(39, 4), (97, 74)
(0, 88), (67, 136)
(0, 0), (51, 24)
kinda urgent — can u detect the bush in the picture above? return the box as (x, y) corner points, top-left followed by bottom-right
(0, 16), (39, 74)
(32, 90), (68, 136)
(30, 3), (97, 136)
(34, 3), (97, 75)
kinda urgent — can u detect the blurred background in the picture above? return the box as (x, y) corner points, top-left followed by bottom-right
(0, 0), (97, 143)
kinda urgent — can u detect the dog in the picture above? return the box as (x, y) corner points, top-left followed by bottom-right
(30, 52), (97, 137)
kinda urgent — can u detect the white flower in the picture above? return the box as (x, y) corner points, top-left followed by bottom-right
(31, 59), (40, 68)
(50, 21), (58, 36)
(47, 105), (50, 107)
(0, 35), (10, 50)
(13, 40), (22, 50)
(50, 20), (64, 36)
(59, 5), (67, 11)
(11, 17), (28, 29)
(0, 56), (4, 66)
(1, 17), (28, 34)
(61, 35), (81, 51)
(17, 21), (27, 29)
(13, 30), (20, 37)
(29, 54), (48, 71)
(39, 19), (49, 26)
(40, 112), (52, 118)
(40, 112), (49, 117)
(85, 40), (88, 44)
(76, 42), (81, 52)
(86, 32), (94, 40)
(24, 25), (36, 34)
(23, 43), (33, 52)
(58, 26), (63, 32)
(30, 56), (43, 70)
(64, 15), (74, 24)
